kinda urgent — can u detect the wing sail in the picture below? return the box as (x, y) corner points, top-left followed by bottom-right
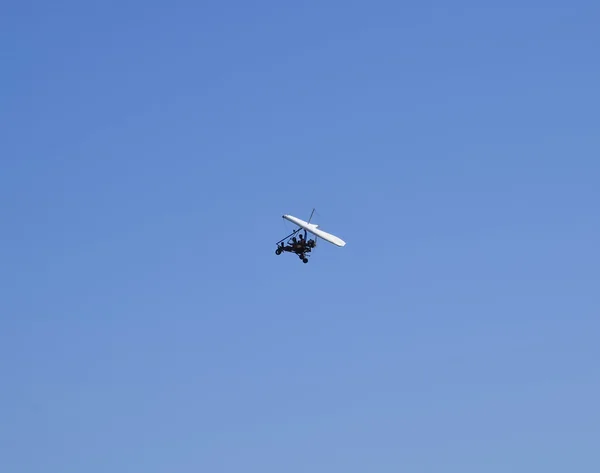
(282, 215), (346, 247)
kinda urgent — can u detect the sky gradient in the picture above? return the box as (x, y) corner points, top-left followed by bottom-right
(2, 1), (599, 471)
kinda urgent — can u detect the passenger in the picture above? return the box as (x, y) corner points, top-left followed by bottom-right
(298, 234), (307, 249)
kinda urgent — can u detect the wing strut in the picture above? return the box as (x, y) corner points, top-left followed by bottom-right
(276, 227), (301, 245)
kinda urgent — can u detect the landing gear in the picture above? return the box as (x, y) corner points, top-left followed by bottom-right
(297, 252), (309, 264)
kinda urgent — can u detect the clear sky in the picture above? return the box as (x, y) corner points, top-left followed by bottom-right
(2, 1), (599, 471)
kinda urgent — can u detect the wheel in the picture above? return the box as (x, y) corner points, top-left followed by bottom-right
(303, 258), (308, 263)
(275, 248), (282, 255)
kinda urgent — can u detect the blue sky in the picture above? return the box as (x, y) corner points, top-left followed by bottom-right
(1, 1), (599, 471)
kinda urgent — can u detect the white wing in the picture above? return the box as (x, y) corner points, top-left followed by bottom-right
(282, 215), (346, 247)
